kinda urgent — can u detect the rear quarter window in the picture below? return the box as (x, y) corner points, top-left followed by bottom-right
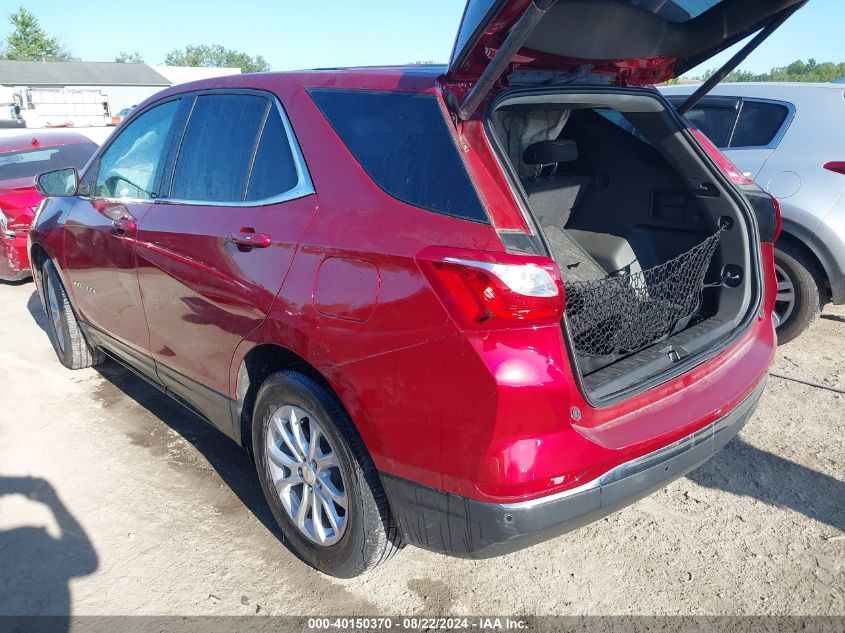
(245, 105), (300, 202)
(308, 89), (488, 223)
(730, 101), (790, 148)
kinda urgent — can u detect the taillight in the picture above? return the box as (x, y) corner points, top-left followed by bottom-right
(743, 187), (781, 243)
(416, 247), (564, 329)
(691, 129), (753, 185)
(823, 161), (845, 175)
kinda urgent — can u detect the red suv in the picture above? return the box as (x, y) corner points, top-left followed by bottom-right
(30, 0), (800, 577)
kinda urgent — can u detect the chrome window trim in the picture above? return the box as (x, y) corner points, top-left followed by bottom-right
(153, 185), (314, 207)
(78, 195), (150, 205)
(81, 91), (314, 208)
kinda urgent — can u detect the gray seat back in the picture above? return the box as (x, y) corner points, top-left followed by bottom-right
(524, 175), (591, 228)
(522, 139), (589, 228)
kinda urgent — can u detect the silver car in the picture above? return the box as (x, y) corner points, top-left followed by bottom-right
(662, 82), (845, 342)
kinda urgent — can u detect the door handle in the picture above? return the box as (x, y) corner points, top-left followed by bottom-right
(101, 204), (136, 235)
(228, 229), (271, 251)
(111, 217), (136, 235)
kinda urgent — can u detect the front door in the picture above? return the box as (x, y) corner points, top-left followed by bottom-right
(135, 91), (317, 434)
(64, 98), (182, 371)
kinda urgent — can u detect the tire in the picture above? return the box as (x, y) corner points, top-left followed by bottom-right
(252, 370), (401, 577)
(773, 242), (823, 345)
(41, 260), (105, 369)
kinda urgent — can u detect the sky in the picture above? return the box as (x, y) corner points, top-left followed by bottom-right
(8, 0), (845, 78)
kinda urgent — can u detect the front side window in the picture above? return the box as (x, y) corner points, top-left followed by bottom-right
(169, 94), (267, 202)
(93, 100), (180, 200)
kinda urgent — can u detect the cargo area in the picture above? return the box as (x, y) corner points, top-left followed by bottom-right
(488, 89), (760, 401)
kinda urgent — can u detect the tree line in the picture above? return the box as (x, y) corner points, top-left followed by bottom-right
(0, 7), (270, 73)
(697, 58), (845, 83)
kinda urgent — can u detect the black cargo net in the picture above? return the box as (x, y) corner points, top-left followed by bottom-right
(564, 228), (724, 358)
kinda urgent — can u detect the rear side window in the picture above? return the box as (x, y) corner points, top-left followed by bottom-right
(309, 89), (488, 223)
(684, 105), (737, 148)
(170, 94), (266, 202)
(730, 101), (790, 148)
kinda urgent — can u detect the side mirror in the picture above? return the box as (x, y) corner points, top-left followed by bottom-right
(35, 168), (78, 197)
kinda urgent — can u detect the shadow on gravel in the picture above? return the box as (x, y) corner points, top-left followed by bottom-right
(688, 438), (845, 533)
(26, 291), (50, 337)
(24, 292), (295, 557)
(93, 361), (294, 554)
(820, 313), (845, 324)
(0, 476), (97, 623)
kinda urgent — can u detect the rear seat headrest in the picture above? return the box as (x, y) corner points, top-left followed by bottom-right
(523, 139), (578, 165)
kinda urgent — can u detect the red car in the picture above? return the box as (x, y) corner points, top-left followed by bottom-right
(30, 0), (798, 577)
(0, 133), (98, 281)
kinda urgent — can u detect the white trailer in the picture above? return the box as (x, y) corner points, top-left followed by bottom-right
(22, 88), (110, 128)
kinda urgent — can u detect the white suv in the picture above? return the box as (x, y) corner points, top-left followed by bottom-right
(663, 82), (845, 342)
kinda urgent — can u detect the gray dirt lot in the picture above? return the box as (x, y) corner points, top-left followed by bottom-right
(0, 280), (843, 617)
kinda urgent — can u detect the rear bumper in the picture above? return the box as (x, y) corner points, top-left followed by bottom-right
(381, 376), (765, 559)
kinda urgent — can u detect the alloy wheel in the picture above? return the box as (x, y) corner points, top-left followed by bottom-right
(264, 404), (348, 546)
(773, 263), (795, 328)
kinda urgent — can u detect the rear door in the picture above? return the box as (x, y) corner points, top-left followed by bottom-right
(135, 90), (316, 435)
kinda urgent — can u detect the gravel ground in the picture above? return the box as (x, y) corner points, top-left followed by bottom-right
(0, 280), (842, 617)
